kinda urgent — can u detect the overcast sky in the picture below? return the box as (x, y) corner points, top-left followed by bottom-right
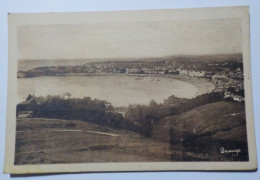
(18, 18), (242, 60)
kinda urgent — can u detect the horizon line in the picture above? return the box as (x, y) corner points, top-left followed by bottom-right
(18, 53), (243, 61)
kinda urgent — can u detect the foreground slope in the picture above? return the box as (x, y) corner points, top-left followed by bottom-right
(15, 118), (171, 164)
(152, 101), (248, 161)
(15, 100), (248, 163)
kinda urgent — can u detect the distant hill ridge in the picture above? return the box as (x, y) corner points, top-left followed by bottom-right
(19, 53), (243, 64)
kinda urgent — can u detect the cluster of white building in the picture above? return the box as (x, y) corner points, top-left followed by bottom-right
(125, 67), (214, 78)
(179, 69), (207, 78)
(125, 67), (167, 74)
(224, 91), (245, 102)
(211, 68), (245, 102)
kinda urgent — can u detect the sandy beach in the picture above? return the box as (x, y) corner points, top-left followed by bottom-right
(106, 73), (216, 98)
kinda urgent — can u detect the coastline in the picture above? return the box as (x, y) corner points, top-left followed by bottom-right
(18, 72), (215, 102)
(66, 73), (216, 98)
(164, 74), (216, 97)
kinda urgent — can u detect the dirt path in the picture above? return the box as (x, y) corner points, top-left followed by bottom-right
(86, 130), (120, 137)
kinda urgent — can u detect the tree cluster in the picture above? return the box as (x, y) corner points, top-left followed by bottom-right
(125, 92), (224, 137)
(17, 96), (126, 129)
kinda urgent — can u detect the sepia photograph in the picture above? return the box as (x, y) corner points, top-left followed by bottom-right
(4, 6), (257, 174)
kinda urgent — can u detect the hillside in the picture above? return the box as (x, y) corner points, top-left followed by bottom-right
(16, 95), (248, 163)
(15, 118), (171, 164)
(151, 101), (248, 161)
(17, 53), (243, 78)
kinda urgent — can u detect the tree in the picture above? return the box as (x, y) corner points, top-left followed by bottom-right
(149, 100), (158, 107)
(26, 94), (33, 101)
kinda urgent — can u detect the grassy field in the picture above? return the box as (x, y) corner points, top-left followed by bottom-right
(152, 101), (248, 161)
(152, 101), (246, 141)
(15, 101), (248, 164)
(15, 118), (171, 164)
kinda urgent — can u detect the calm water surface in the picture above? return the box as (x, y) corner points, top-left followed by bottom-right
(17, 75), (198, 106)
